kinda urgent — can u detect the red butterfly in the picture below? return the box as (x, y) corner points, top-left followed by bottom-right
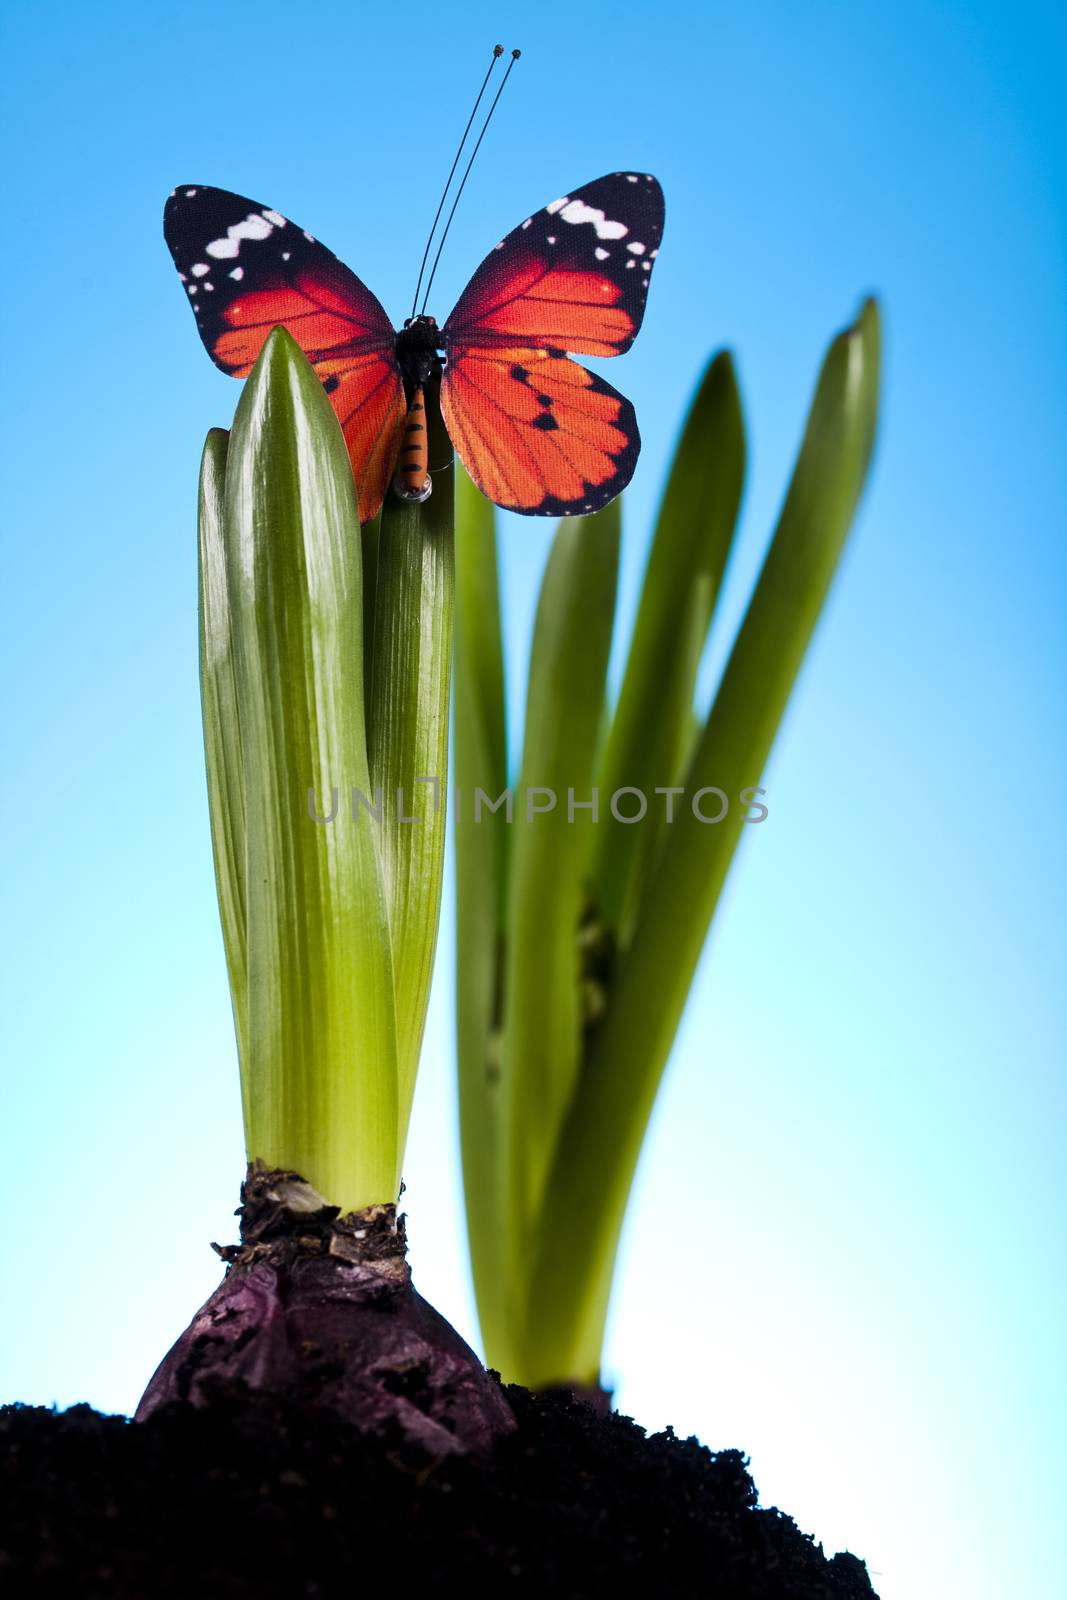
(164, 172), (663, 523)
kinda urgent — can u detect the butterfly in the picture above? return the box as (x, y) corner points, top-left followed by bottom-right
(164, 173), (664, 523)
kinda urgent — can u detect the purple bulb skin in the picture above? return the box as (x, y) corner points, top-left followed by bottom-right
(135, 1166), (514, 1459)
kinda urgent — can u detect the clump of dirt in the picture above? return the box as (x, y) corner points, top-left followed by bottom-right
(3, 1167), (877, 1595)
(1, 1383), (877, 1598)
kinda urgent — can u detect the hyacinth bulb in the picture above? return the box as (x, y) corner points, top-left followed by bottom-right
(136, 1166), (514, 1458)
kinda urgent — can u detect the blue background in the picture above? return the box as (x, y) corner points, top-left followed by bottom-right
(1, 2), (1064, 1595)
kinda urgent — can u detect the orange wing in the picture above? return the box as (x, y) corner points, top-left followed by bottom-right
(441, 172), (662, 516)
(440, 344), (638, 516)
(164, 187), (404, 522)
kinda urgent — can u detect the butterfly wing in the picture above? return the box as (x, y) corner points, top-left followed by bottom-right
(440, 347), (640, 519)
(164, 186), (404, 522)
(440, 172), (663, 515)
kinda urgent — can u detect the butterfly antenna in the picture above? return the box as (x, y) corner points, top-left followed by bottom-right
(419, 48), (521, 316)
(409, 45), (505, 320)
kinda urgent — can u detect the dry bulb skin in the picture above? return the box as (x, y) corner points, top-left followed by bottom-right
(135, 1164), (515, 1457)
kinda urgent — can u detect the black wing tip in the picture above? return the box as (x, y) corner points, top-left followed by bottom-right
(164, 184), (213, 227)
(571, 171), (665, 225)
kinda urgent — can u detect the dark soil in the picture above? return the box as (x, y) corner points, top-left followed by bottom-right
(1, 1382), (877, 1599)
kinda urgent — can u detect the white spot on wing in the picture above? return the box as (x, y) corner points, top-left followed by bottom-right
(626, 241), (646, 255)
(229, 267), (244, 280)
(559, 199), (627, 239)
(262, 210), (287, 227)
(184, 188), (198, 197)
(206, 212), (274, 259)
(594, 247), (609, 260)
(191, 262), (210, 277)
(546, 197), (568, 214)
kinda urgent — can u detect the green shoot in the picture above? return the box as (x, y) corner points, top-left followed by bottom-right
(454, 462), (512, 1369)
(454, 301), (882, 1388)
(198, 328), (455, 1214)
(367, 375), (456, 1165)
(592, 353), (746, 942)
(202, 327), (398, 1211)
(198, 428), (248, 1104)
(500, 501), (619, 1343)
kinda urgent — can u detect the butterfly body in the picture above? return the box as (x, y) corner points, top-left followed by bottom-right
(395, 316), (444, 390)
(165, 174), (663, 521)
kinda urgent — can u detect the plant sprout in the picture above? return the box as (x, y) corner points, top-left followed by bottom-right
(141, 325), (511, 1453)
(149, 289), (879, 1444)
(200, 325), (453, 1211)
(454, 300), (882, 1391)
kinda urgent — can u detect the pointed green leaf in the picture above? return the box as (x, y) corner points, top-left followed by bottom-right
(520, 301), (883, 1387)
(360, 510), (381, 715)
(502, 502), (619, 1321)
(367, 376), (455, 1167)
(454, 463), (511, 1369)
(632, 574), (713, 906)
(225, 326), (398, 1212)
(198, 428), (249, 1106)
(592, 352), (745, 940)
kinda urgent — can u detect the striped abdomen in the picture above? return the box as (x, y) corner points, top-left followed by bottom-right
(392, 385), (432, 503)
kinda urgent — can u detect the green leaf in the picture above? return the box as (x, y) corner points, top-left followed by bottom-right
(225, 326), (398, 1212)
(592, 352), (745, 941)
(360, 510), (380, 717)
(367, 375), (455, 1167)
(198, 428), (248, 1105)
(638, 574), (714, 872)
(501, 501), (619, 1338)
(520, 301), (882, 1386)
(453, 462), (511, 1369)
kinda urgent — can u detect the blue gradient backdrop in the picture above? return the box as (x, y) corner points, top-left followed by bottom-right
(2, 3), (1064, 1596)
